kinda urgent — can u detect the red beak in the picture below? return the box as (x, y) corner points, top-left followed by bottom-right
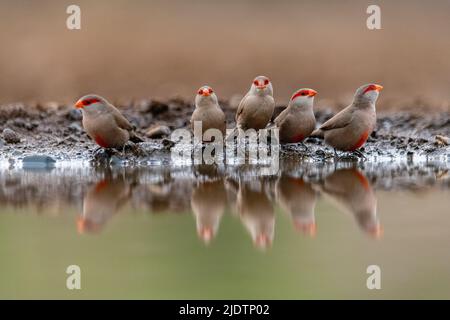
(76, 216), (86, 234)
(199, 227), (213, 243)
(373, 84), (383, 92)
(75, 100), (84, 109)
(308, 89), (318, 97)
(363, 84), (384, 94)
(255, 233), (271, 248)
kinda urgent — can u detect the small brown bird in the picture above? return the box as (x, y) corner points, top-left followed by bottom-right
(275, 175), (317, 236)
(319, 168), (382, 238)
(235, 75), (275, 131)
(190, 85), (226, 139)
(75, 94), (143, 149)
(274, 88), (317, 144)
(312, 84), (383, 155)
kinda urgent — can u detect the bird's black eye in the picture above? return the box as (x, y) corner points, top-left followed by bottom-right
(83, 100), (91, 106)
(301, 92), (307, 96)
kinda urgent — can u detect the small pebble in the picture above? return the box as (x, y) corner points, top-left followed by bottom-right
(68, 122), (83, 132)
(2, 128), (21, 144)
(435, 135), (449, 146)
(22, 155), (56, 169)
(67, 109), (82, 121)
(146, 125), (171, 139)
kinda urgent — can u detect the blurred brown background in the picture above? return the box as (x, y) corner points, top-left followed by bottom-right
(0, 0), (449, 110)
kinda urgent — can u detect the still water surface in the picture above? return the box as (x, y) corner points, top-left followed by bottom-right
(0, 161), (449, 299)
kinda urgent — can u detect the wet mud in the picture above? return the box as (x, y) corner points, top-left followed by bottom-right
(0, 100), (449, 165)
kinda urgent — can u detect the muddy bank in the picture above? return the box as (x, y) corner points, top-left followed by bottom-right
(0, 99), (449, 163)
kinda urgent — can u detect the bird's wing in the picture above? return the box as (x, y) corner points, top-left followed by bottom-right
(274, 107), (290, 127)
(319, 105), (353, 131)
(235, 93), (250, 121)
(108, 105), (133, 131)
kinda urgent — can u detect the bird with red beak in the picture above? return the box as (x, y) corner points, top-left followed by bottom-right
(75, 94), (143, 150)
(190, 85), (226, 140)
(274, 88), (317, 144)
(235, 75), (275, 131)
(312, 83), (383, 157)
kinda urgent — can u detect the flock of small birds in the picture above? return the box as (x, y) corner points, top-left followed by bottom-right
(74, 76), (383, 158)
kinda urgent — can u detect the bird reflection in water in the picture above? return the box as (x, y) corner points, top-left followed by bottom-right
(275, 175), (317, 237)
(191, 178), (227, 244)
(74, 165), (381, 244)
(226, 177), (275, 249)
(318, 168), (382, 239)
(77, 174), (132, 234)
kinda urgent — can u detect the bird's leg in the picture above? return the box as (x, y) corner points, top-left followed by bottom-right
(93, 146), (104, 156)
(354, 149), (367, 161)
(94, 146), (102, 153)
(323, 148), (335, 160)
(300, 142), (309, 152)
(334, 148), (339, 159)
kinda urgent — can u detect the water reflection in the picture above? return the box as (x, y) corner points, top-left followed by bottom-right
(78, 175), (132, 234)
(191, 178), (226, 243)
(0, 160), (449, 250)
(231, 178), (275, 249)
(275, 176), (317, 236)
(318, 168), (381, 238)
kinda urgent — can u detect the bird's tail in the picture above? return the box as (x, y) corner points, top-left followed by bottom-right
(130, 132), (144, 143)
(310, 128), (324, 139)
(265, 122), (277, 130)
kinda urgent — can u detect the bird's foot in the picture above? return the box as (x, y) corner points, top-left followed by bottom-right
(93, 146), (104, 155)
(123, 141), (149, 157)
(93, 147), (115, 157)
(353, 149), (367, 161)
(336, 152), (361, 162)
(299, 142), (309, 152)
(320, 149), (335, 160)
(161, 138), (176, 150)
(91, 148), (118, 164)
(331, 149), (356, 162)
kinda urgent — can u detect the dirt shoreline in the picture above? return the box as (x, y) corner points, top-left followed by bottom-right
(0, 99), (449, 163)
